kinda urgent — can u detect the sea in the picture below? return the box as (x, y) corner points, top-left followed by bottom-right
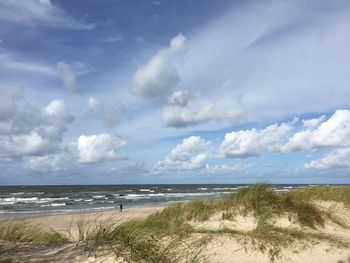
(0, 184), (337, 219)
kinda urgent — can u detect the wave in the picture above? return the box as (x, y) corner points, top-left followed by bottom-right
(51, 203), (66, 207)
(0, 197), (39, 203)
(139, 189), (155, 192)
(40, 197), (69, 201)
(0, 197), (72, 206)
(124, 195), (151, 200)
(10, 192), (25, 195)
(92, 195), (106, 199)
(121, 192), (224, 200)
(0, 201), (16, 205)
(40, 203), (66, 207)
(0, 206), (117, 215)
(166, 192), (222, 197)
(212, 187), (238, 191)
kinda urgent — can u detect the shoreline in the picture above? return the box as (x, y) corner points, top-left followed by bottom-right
(2, 184), (349, 222)
(26, 204), (166, 236)
(0, 202), (169, 221)
(1, 184), (349, 262)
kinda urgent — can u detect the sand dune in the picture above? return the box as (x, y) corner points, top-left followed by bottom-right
(1, 185), (350, 262)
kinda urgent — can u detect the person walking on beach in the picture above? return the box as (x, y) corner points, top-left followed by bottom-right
(119, 203), (123, 212)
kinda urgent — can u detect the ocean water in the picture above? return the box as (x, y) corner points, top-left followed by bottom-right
(0, 184), (325, 218)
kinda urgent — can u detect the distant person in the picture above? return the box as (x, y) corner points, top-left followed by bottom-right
(119, 203), (123, 212)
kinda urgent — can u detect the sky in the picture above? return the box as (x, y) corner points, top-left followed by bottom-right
(0, 0), (349, 185)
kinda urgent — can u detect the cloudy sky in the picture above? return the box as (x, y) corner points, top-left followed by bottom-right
(0, 0), (349, 185)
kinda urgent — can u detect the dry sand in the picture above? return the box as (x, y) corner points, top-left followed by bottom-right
(2, 202), (350, 262)
(27, 205), (165, 239)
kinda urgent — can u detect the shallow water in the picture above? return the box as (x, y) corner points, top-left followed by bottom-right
(0, 184), (333, 218)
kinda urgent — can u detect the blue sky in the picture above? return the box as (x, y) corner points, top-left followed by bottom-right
(0, 0), (350, 185)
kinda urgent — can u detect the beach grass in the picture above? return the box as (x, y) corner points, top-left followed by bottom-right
(0, 219), (69, 246)
(288, 185), (350, 207)
(1, 184), (349, 262)
(67, 211), (204, 262)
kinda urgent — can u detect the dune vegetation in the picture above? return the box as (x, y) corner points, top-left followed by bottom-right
(0, 219), (68, 246)
(1, 184), (349, 262)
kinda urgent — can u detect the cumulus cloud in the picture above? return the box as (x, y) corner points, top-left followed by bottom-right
(0, 89), (35, 136)
(161, 89), (244, 128)
(78, 133), (127, 164)
(45, 99), (66, 115)
(161, 103), (214, 128)
(219, 109), (350, 159)
(168, 90), (192, 107)
(25, 150), (74, 172)
(220, 123), (292, 158)
(217, 109), (350, 171)
(133, 34), (244, 128)
(87, 97), (123, 127)
(302, 115), (326, 130)
(282, 109), (350, 152)
(133, 33), (186, 99)
(0, 0), (94, 29)
(0, 93), (74, 157)
(153, 136), (210, 172)
(305, 148), (350, 170)
(8, 131), (54, 156)
(57, 61), (80, 93)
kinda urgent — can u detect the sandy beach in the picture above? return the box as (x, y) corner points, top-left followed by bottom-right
(1, 185), (350, 263)
(27, 205), (166, 239)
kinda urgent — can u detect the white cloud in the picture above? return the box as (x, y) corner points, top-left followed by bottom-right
(161, 103), (214, 128)
(302, 115), (326, 129)
(0, 0), (94, 29)
(44, 99), (65, 116)
(39, 100), (74, 141)
(179, 0), (350, 122)
(78, 133), (127, 164)
(153, 136), (210, 172)
(161, 89), (244, 128)
(282, 109), (350, 152)
(25, 150), (74, 172)
(57, 61), (79, 93)
(8, 131), (54, 156)
(87, 97), (123, 127)
(0, 94), (74, 157)
(161, 103), (243, 128)
(134, 34), (245, 128)
(220, 123), (292, 158)
(133, 33), (186, 99)
(168, 90), (192, 107)
(305, 148), (350, 170)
